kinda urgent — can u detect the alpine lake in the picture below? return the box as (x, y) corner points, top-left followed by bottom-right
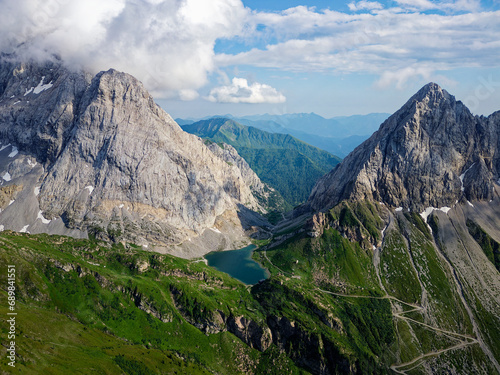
(204, 245), (269, 285)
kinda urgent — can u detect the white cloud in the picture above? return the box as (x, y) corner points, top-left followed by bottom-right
(0, 0), (248, 99)
(394, 0), (480, 11)
(348, 1), (384, 12)
(216, 9), (500, 88)
(178, 89), (200, 101)
(393, 0), (438, 10)
(0, 0), (497, 97)
(207, 78), (286, 103)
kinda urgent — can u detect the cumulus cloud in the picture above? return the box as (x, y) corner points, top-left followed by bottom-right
(207, 78), (286, 103)
(1, 0), (497, 98)
(375, 65), (444, 89)
(216, 8), (500, 88)
(348, 1), (384, 12)
(394, 0), (480, 12)
(0, 0), (248, 99)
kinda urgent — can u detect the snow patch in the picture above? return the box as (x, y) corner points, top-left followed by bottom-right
(8, 200), (14, 206)
(19, 225), (30, 233)
(34, 187), (40, 196)
(459, 163), (475, 192)
(381, 224), (388, 239)
(8, 146), (18, 157)
(33, 76), (53, 94)
(13, 101), (20, 105)
(24, 87), (34, 96)
(0, 144), (11, 151)
(85, 185), (94, 195)
(395, 207), (403, 212)
(118, 204), (124, 208)
(0, 225), (4, 231)
(2, 172), (11, 181)
(27, 159), (37, 167)
(420, 207), (435, 222)
(467, 201), (474, 207)
(421, 206), (452, 220)
(210, 227), (222, 234)
(37, 210), (51, 224)
(372, 245), (377, 251)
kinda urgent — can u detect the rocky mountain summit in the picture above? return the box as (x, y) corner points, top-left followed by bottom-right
(307, 83), (500, 213)
(0, 55), (270, 256)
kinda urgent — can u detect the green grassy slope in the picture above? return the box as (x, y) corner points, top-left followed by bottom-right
(0, 232), (305, 375)
(181, 118), (341, 208)
(1, 198), (496, 374)
(256, 202), (496, 374)
(0, 226), (398, 374)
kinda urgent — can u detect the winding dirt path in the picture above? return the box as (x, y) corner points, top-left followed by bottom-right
(317, 288), (479, 374)
(261, 219), (484, 374)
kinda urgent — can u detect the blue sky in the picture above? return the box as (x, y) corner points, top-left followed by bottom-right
(2, 0), (499, 120)
(159, 0), (500, 119)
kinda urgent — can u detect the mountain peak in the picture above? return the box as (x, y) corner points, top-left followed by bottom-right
(410, 82), (453, 108)
(0, 58), (267, 255)
(417, 82), (442, 95)
(306, 84), (500, 213)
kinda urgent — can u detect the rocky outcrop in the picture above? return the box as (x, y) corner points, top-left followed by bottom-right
(0, 56), (91, 164)
(305, 212), (328, 237)
(169, 284), (272, 350)
(0, 55), (269, 254)
(267, 316), (351, 375)
(227, 315), (272, 351)
(307, 83), (500, 213)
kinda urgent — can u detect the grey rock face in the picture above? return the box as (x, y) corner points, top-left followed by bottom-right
(205, 141), (283, 212)
(206, 142), (268, 198)
(0, 55), (91, 163)
(307, 83), (500, 212)
(0, 55), (266, 252)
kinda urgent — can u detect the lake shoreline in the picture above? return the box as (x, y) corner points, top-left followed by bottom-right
(204, 244), (270, 285)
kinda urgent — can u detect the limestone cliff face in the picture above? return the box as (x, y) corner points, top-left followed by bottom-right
(307, 83), (500, 212)
(0, 57), (91, 164)
(0, 55), (266, 252)
(205, 141), (285, 212)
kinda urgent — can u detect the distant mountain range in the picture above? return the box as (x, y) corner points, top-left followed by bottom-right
(177, 112), (389, 157)
(181, 118), (341, 210)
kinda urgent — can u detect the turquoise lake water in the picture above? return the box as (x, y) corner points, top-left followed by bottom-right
(204, 245), (269, 285)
